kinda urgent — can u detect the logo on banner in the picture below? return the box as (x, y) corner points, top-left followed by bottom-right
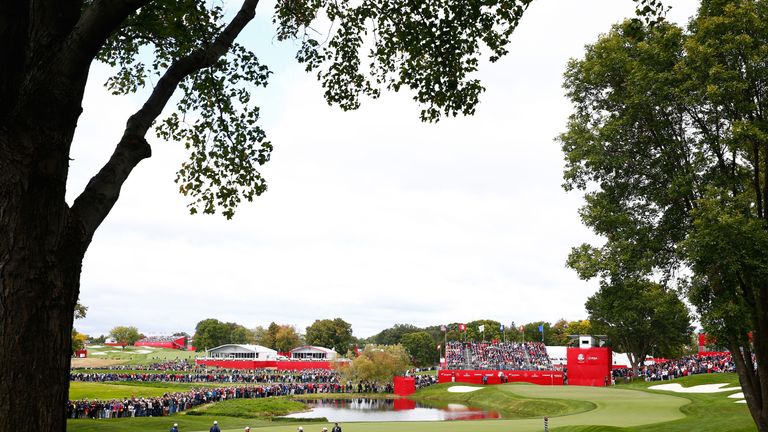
(577, 353), (585, 362)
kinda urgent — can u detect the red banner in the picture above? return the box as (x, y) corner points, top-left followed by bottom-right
(438, 369), (563, 385)
(567, 347), (612, 386)
(393, 376), (416, 396)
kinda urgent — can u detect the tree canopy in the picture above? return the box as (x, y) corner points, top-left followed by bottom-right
(305, 318), (353, 354)
(560, 1), (768, 428)
(586, 280), (692, 374)
(193, 318), (252, 350)
(339, 344), (411, 384)
(109, 325), (141, 346)
(400, 331), (438, 367)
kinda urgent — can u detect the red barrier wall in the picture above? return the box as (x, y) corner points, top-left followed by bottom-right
(567, 347), (612, 386)
(276, 361), (334, 370)
(393, 376), (416, 396)
(196, 359), (278, 369)
(438, 370), (563, 385)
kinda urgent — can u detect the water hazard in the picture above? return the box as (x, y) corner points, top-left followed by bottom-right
(281, 398), (501, 422)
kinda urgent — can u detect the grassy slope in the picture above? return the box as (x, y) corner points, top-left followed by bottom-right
(187, 398), (308, 419)
(412, 383), (595, 418)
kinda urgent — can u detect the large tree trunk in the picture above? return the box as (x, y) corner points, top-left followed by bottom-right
(731, 340), (768, 432)
(0, 126), (86, 431)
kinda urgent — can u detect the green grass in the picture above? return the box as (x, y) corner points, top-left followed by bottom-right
(69, 381), (239, 400)
(67, 373), (757, 432)
(412, 383), (595, 418)
(82, 345), (197, 364)
(187, 398), (308, 418)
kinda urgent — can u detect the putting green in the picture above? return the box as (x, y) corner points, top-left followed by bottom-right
(224, 385), (688, 432)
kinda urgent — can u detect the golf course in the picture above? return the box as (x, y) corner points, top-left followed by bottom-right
(67, 372), (756, 432)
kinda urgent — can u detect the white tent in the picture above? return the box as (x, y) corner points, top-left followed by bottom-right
(205, 344), (278, 360)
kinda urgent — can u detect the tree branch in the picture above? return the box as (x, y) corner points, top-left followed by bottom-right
(60, 0), (151, 78)
(70, 0), (261, 240)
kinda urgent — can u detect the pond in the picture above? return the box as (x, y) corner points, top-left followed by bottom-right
(281, 398), (501, 422)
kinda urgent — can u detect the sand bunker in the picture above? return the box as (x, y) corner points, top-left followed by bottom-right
(87, 345), (104, 349)
(133, 349), (153, 354)
(447, 386), (483, 393)
(648, 383), (741, 393)
(89, 352), (106, 356)
(728, 392), (745, 399)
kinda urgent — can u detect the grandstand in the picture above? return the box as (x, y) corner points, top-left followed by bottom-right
(445, 341), (554, 371)
(134, 335), (187, 349)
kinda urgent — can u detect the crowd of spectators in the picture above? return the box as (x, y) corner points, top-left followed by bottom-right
(67, 380), (400, 419)
(611, 354), (736, 382)
(87, 359), (195, 371)
(445, 341), (553, 370)
(136, 335), (184, 343)
(70, 368), (341, 384)
(414, 374), (438, 389)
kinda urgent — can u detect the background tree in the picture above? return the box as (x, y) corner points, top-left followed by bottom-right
(370, 323), (420, 345)
(251, 326), (268, 346)
(0, 0), (668, 428)
(565, 320), (593, 345)
(305, 318), (353, 353)
(71, 330), (89, 354)
(261, 322), (281, 350)
(193, 318), (250, 349)
(339, 344), (411, 385)
(273, 325), (302, 352)
(400, 331), (438, 367)
(522, 321), (553, 344)
(109, 326), (141, 347)
(560, 4), (768, 429)
(465, 319), (503, 341)
(586, 279), (692, 375)
(551, 319), (570, 346)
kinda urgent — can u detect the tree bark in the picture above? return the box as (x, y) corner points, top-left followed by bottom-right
(0, 125), (86, 431)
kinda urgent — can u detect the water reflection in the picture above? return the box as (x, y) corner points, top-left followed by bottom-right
(282, 398), (501, 422)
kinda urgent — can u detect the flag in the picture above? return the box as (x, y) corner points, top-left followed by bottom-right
(440, 325), (447, 332)
(538, 324), (544, 333)
(500, 324), (505, 332)
(478, 324), (485, 332)
(458, 323), (466, 331)
(519, 325), (524, 332)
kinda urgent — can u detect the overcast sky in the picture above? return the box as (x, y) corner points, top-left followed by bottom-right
(69, 0), (700, 339)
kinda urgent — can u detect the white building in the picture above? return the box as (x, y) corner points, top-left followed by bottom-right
(289, 345), (339, 361)
(205, 344), (278, 360)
